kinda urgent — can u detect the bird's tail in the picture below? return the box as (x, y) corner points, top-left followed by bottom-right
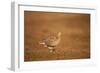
(39, 42), (47, 47)
(39, 42), (45, 45)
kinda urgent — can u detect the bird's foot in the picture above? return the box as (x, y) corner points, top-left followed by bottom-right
(49, 49), (55, 53)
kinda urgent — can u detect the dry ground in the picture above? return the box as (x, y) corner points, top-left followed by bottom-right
(24, 11), (90, 61)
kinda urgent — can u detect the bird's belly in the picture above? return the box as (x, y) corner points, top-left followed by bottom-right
(45, 39), (60, 47)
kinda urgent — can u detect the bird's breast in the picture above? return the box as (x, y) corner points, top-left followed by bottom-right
(45, 38), (61, 47)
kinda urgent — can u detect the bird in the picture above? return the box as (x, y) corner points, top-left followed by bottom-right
(39, 32), (61, 53)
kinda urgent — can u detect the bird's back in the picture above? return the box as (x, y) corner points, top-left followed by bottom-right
(44, 32), (61, 47)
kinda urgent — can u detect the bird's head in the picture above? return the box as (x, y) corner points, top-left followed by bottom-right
(58, 32), (61, 37)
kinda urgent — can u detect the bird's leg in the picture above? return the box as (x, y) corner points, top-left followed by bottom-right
(52, 47), (56, 53)
(50, 49), (53, 53)
(48, 47), (53, 53)
(52, 48), (55, 52)
(48, 47), (55, 53)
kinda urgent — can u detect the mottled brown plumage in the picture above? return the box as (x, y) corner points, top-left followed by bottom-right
(40, 32), (61, 52)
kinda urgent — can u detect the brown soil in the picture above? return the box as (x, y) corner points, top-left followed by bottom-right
(24, 11), (90, 61)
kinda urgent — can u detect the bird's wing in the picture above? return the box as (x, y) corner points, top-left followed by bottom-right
(45, 36), (57, 42)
